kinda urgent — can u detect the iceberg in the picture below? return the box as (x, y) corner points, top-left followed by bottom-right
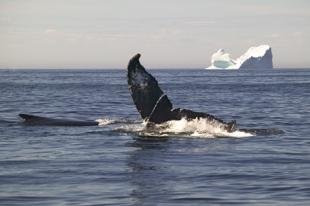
(206, 45), (273, 69)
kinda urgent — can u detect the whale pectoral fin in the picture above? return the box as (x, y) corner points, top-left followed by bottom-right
(127, 53), (165, 119)
(148, 95), (174, 124)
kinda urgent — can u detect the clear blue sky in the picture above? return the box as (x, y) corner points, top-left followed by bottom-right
(0, 0), (309, 68)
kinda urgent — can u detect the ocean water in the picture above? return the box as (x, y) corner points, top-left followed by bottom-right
(0, 68), (310, 205)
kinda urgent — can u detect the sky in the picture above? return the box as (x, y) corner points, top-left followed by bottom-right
(0, 0), (309, 69)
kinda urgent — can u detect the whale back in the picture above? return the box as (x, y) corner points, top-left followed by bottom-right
(19, 113), (98, 126)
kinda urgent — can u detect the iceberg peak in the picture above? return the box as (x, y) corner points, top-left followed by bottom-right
(206, 45), (273, 69)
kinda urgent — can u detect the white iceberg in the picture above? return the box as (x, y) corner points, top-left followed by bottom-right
(206, 45), (273, 69)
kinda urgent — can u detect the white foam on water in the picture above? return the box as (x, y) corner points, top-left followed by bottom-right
(95, 118), (117, 126)
(146, 118), (253, 138)
(116, 124), (145, 133)
(95, 117), (253, 138)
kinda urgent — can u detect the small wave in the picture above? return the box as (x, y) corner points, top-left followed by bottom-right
(0, 119), (16, 124)
(240, 128), (284, 136)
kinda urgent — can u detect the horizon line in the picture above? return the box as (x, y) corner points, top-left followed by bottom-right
(1, 67), (310, 70)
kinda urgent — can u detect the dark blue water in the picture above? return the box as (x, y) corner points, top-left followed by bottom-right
(0, 69), (310, 205)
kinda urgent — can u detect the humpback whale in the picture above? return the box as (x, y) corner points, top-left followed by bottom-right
(127, 53), (237, 132)
(18, 53), (235, 132)
(17, 54), (283, 136)
(19, 53), (237, 133)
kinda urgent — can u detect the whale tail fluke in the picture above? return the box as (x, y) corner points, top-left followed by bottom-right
(148, 95), (174, 124)
(127, 53), (238, 133)
(127, 53), (168, 120)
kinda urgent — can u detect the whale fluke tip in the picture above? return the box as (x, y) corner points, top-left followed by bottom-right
(129, 53), (141, 63)
(127, 53), (143, 73)
(135, 53), (141, 58)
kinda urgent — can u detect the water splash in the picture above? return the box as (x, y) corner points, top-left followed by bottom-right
(114, 123), (145, 133)
(137, 118), (253, 138)
(95, 117), (279, 138)
(95, 118), (117, 126)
